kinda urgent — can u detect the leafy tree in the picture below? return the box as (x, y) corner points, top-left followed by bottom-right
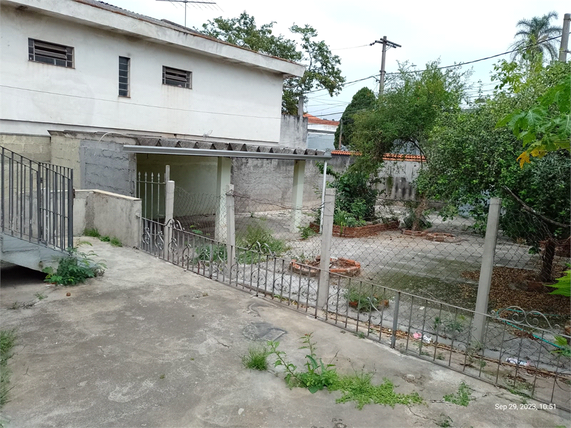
(350, 61), (468, 229)
(498, 64), (570, 166)
(420, 60), (570, 282)
(200, 12), (345, 114)
(334, 87), (376, 150)
(509, 12), (562, 64)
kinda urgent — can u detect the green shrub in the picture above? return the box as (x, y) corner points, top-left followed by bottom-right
(237, 224), (289, 259)
(43, 248), (106, 286)
(84, 228), (101, 238)
(298, 225), (317, 240)
(194, 243), (227, 262)
(345, 287), (380, 312)
(110, 237), (122, 247)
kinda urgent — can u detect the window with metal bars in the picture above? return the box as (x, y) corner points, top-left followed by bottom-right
(28, 38), (73, 68)
(162, 66), (191, 89)
(119, 56), (130, 97)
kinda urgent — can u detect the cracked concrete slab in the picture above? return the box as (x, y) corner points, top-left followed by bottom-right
(0, 238), (569, 427)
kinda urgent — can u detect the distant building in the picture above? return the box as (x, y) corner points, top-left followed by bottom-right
(304, 114), (339, 151)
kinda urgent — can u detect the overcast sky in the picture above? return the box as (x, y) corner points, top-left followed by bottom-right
(108, 0), (569, 120)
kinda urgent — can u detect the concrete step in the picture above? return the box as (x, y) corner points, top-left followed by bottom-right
(0, 233), (65, 272)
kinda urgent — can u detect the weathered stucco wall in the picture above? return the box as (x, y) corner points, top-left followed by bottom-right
(279, 115), (308, 149)
(0, 134), (51, 162)
(74, 189), (141, 248)
(0, 2), (289, 142)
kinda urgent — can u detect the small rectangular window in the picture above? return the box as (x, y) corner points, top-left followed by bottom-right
(119, 56), (130, 97)
(162, 66), (191, 89)
(28, 38), (73, 68)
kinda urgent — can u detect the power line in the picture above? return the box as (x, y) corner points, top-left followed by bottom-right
(306, 34), (566, 96)
(331, 44), (370, 51)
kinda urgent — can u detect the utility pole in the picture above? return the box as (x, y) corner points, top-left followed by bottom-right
(370, 36), (401, 96)
(337, 121), (343, 150)
(560, 13), (571, 62)
(156, 0), (217, 27)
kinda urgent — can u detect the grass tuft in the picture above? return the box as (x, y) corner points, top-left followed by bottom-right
(242, 345), (270, 371)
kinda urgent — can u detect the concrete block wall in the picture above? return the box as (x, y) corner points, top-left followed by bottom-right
(0, 134), (51, 162)
(232, 158), (324, 211)
(80, 139), (137, 197)
(74, 189), (141, 248)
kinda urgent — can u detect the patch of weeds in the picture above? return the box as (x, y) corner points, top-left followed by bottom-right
(242, 344), (271, 371)
(159, 374), (165, 380)
(433, 315), (467, 338)
(436, 353), (445, 361)
(436, 414), (453, 427)
(84, 228), (101, 238)
(99, 235), (111, 243)
(345, 286), (382, 312)
(443, 381), (472, 406)
(329, 372), (423, 410)
(34, 292), (46, 301)
(0, 330), (16, 408)
(552, 336), (571, 358)
(298, 225), (316, 240)
(269, 333), (338, 394)
(43, 248), (106, 286)
(9, 302), (20, 310)
(237, 224), (289, 262)
(194, 243), (227, 262)
(110, 237), (122, 247)
(261, 333), (423, 410)
(355, 331), (366, 339)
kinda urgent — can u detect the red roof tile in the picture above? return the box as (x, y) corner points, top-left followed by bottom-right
(304, 113), (339, 126)
(331, 150), (426, 162)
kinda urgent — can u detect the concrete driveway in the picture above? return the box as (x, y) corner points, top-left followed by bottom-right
(1, 238), (569, 427)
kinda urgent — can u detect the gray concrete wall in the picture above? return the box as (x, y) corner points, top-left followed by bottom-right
(232, 158), (324, 211)
(0, 134), (51, 162)
(74, 189), (141, 248)
(80, 139), (137, 197)
(279, 115), (308, 149)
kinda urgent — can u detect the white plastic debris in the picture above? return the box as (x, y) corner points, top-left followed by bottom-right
(505, 357), (530, 366)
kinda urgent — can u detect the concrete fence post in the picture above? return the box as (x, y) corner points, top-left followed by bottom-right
(473, 197), (501, 344)
(163, 179), (174, 260)
(317, 188), (335, 310)
(226, 184), (235, 274)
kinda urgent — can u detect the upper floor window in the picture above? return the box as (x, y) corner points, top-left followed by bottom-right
(162, 66), (191, 89)
(28, 39), (73, 68)
(119, 56), (130, 97)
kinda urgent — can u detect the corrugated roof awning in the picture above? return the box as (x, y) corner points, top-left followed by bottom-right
(123, 138), (332, 161)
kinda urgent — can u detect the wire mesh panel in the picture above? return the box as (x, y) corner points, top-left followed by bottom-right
(137, 180), (570, 411)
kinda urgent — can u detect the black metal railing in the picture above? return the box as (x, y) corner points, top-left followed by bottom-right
(139, 217), (571, 411)
(1, 146), (73, 251)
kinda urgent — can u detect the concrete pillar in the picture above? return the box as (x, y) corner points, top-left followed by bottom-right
(291, 160), (306, 233)
(226, 184), (235, 274)
(473, 198), (501, 344)
(215, 157), (232, 242)
(163, 180), (174, 260)
(318, 188), (335, 310)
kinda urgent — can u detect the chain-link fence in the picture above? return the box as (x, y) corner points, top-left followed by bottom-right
(137, 168), (570, 411)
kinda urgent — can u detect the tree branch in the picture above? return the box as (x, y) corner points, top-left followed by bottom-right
(503, 186), (571, 229)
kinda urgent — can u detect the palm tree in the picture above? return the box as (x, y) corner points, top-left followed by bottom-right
(510, 12), (562, 63)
